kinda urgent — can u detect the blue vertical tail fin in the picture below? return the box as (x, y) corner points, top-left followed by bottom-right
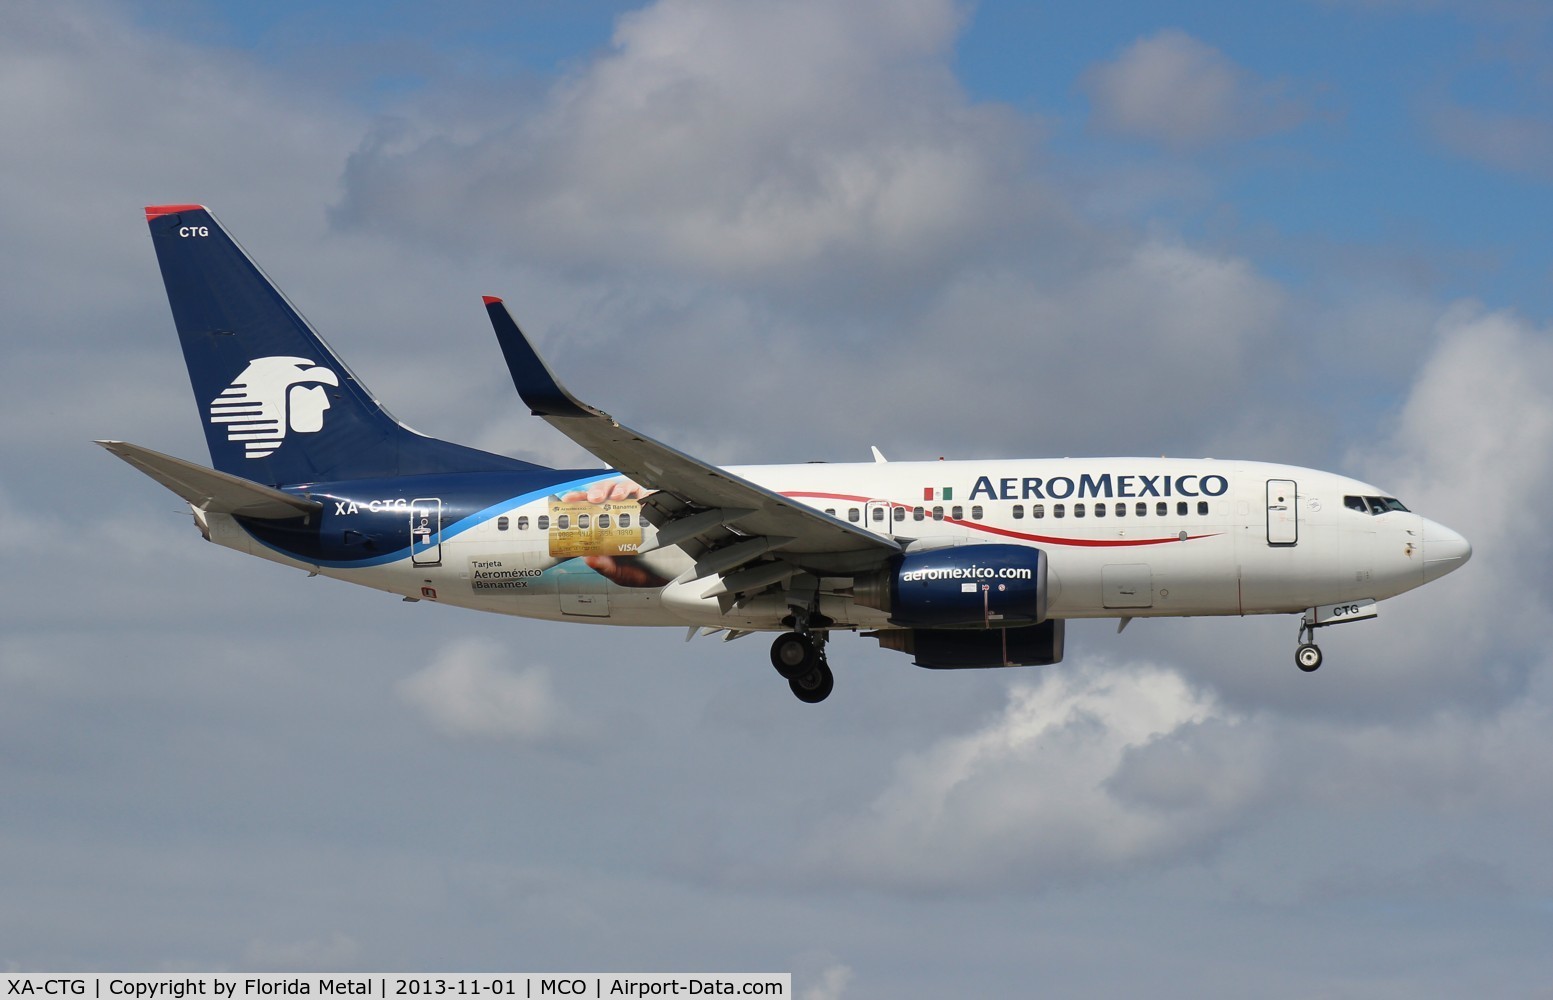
(144, 204), (540, 486)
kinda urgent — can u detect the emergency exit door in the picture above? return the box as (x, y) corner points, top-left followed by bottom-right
(411, 498), (443, 566)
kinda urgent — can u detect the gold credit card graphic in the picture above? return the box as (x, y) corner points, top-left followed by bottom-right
(547, 499), (644, 558)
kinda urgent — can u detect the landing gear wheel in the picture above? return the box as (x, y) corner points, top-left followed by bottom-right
(1296, 642), (1323, 672)
(770, 632), (817, 680)
(789, 661), (834, 703)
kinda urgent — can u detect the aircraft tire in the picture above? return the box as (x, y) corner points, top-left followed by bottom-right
(789, 662), (834, 703)
(770, 632), (817, 679)
(1296, 643), (1323, 672)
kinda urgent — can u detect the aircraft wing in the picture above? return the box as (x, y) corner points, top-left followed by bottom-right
(98, 440), (322, 519)
(484, 298), (900, 588)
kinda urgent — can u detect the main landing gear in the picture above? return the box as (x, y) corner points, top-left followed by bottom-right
(770, 630), (834, 703)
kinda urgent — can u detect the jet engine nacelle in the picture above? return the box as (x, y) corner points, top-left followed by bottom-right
(855, 543), (1048, 628)
(871, 619), (1066, 669)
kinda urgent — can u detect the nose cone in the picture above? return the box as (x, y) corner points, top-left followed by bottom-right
(1423, 520), (1472, 582)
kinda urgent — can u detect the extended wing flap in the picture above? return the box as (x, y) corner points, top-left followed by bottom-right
(98, 440), (321, 519)
(484, 298), (899, 572)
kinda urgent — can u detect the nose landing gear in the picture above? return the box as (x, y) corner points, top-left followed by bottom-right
(1293, 601), (1377, 673)
(1295, 614), (1323, 671)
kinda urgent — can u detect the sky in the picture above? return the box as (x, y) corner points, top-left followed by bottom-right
(2, 0), (1552, 994)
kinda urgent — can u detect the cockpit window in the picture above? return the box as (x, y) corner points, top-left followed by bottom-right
(1345, 494), (1411, 516)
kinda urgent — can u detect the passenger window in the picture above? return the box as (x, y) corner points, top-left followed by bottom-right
(1054, 503), (1066, 519)
(1093, 502), (1105, 518)
(971, 505), (984, 520)
(1075, 503), (1086, 518)
(517, 516), (530, 531)
(1197, 501), (1208, 515)
(598, 513), (611, 528)
(894, 506), (905, 522)
(871, 506), (885, 522)
(1012, 504), (1024, 520)
(558, 514), (570, 529)
(497, 516), (509, 531)
(618, 513), (631, 528)
(932, 506), (944, 520)
(538, 515), (550, 530)
(1135, 502), (1146, 517)
(848, 508), (860, 523)
(825, 508), (836, 517)
(1176, 502), (1188, 516)
(578, 514), (590, 529)
(1156, 502), (1167, 517)
(1033, 504), (1045, 519)
(913, 506), (925, 521)
(1116, 503), (1126, 517)
(952, 505), (963, 520)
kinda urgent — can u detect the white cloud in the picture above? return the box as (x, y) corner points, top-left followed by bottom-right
(804, 661), (1269, 891)
(0, 2), (354, 302)
(1341, 305), (1553, 698)
(1119, 300), (1553, 717)
(1082, 30), (1310, 148)
(904, 235), (1284, 450)
(396, 639), (580, 744)
(331, 0), (1046, 297)
(315, 2), (1310, 471)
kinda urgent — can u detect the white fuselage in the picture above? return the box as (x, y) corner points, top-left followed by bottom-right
(203, 457), (1465, 635)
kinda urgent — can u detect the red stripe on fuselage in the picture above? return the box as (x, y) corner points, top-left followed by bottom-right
(783, 491), (1219, 548)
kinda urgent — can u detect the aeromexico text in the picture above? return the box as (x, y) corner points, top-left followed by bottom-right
(966, 472), (1230, 502)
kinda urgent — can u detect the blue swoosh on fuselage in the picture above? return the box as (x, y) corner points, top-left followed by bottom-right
(237, 469), (619, 569)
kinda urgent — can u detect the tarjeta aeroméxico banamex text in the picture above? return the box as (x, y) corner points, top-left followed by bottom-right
(102, 205), (1472, 703)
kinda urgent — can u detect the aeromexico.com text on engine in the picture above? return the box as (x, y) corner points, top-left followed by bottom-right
(898, 565), (1036, 583)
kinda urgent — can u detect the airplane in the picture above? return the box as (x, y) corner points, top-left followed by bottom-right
(102, 204), (1472, 703)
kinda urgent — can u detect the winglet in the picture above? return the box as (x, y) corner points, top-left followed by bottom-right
(483, 297), (602, 420)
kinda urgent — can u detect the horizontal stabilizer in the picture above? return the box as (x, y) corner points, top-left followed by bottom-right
(97, 440), (321, 519)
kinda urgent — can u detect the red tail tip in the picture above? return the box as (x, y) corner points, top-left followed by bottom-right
(145, 204), (205, 220)
(482, 295), (503, 306)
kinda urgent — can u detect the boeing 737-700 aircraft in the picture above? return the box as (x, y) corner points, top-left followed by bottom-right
(103, 205), (1472, 703)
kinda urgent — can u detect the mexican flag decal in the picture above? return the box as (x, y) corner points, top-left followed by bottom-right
(923, 486), (953, 501)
